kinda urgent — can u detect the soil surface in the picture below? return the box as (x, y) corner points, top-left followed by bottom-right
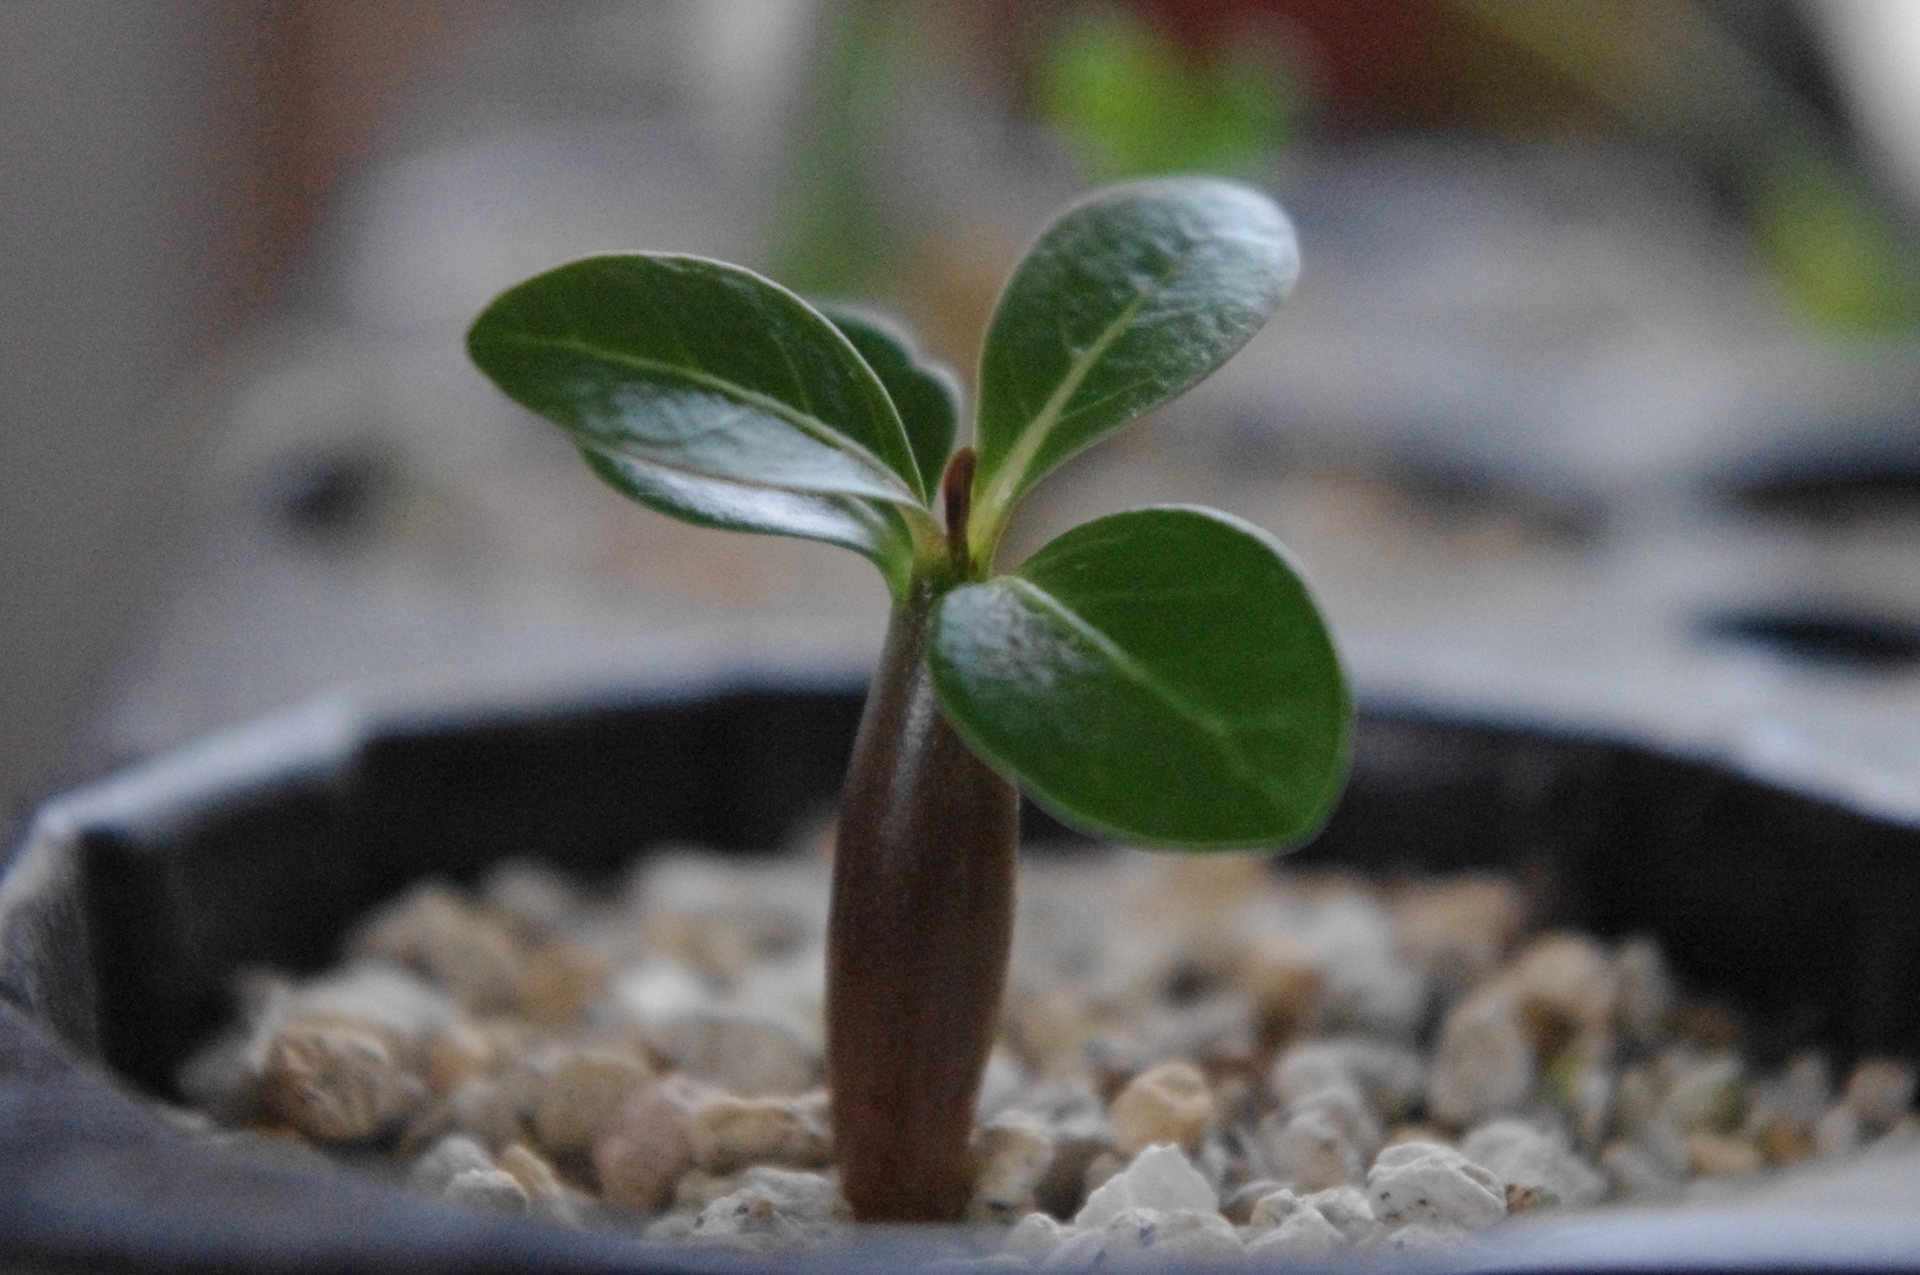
(173, 839), (1917, 1262)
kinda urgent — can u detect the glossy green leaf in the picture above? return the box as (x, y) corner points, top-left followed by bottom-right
(929, 506), (1348, 847)
(468, 254), (927, 506)
(581, 447), (914, 594)
(820, 305), (961, 497)
(972, 180), (1298, 541)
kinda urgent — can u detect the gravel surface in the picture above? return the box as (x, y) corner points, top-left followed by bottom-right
(174, 839), (1918, 1262)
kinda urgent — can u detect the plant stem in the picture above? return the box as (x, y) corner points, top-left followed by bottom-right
(827, 578), (1020, 1221)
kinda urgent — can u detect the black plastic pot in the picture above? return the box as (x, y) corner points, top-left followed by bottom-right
(3, 683), (1920, 1272)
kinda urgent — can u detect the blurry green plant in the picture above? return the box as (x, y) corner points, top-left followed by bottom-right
(1749, 154), (1920, 336)
(776, 0), (904, 297)
(1040, 5), (1300, 183)
(467, 177), (1349, 1222)
(1451, 0), (1920, 337)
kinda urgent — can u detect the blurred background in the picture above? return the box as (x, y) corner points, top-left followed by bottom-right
(9, 0), (1920, 833)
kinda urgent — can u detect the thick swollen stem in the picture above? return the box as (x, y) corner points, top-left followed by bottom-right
(827, 583), (1020, 1222)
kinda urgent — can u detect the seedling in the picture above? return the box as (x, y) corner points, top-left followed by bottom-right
(467, 178), (1350, 1222)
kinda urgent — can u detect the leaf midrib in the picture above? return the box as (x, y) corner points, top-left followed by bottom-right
(592, 445), (899, 534)
(1001, 576), (1287, 814)
(489, 330), (918, 503)
(982, 280), (1155, 517)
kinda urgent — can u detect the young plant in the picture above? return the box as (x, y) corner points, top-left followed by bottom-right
(467, 178), (1351, 1223)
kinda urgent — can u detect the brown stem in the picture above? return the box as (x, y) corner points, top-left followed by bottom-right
(827, 583), (1019, 1221)
(943, 446), (976, 578)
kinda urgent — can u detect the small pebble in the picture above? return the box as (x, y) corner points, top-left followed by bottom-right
(683, 1168), (846, 1251)
(1321, 954), (1427, 1043)
(1750, 1053), (1830, 1126)
(422, 1024), (500, 1095)
(1544, 1035), (1616, 1153)
(1089, 995), (1257, 1075)
(349, 883), (529, 1013)
(1014, 1074), (1115, 1220)
(481, 859), (582, 935)
(728, 1166), (847, 1220)
(258, 1020), (422, 1142)
(1614, 1065), (1661, 1139)
(1237, 935), (1324, 1048)
(1460, 1119), (1606, 1208)
(1004, 992), (1090, 1073)
(1845, 1059), (1916, 1136)
(1639, 1116), (1697, 1180)
(1686, 1131), (1763, 1177)
(444, 1167), (532, 1215)
(1245, 1203), (1346, 1257)
(1663, 1055), (1746, 1133)
(672, 1168), (749, 1214)
(267, 962), (464, 1046)
(1613, 936), (1675, 1049)
(1376, 1222), (1470, 1252)
(437, 1078), (525, 1151)
(1302, 1082), (1386, 1157)
(645, 1213), (699, 1243)
(517, 943), (612, 1030)
(1390, 875), (1525, 989)
(1504, 933), (1616, 1045)
(1109, 1061), (1212, 1157)
(1258, 1105), (1366, 1191)
(498, 1142), (585, 1228)
(1004, 1211), (1071, 1261)
(1815, 1102), (1863, 1158)
(409, 1134), (494, 1195)
(688, 1191), (806, 1252)
(687, 1091), (832, 1174)
(533, 1050), (652, 1160)
(1426, 990), (1536, 1127)
(1598, 1139), (1679, 1199)
(969, 1111), (1057, 1223)
(1074, 1144), (1216, 1229)
(1040, 1226), (1108, 1271)
(643, 1008), (819, 1098)
(1366, 1141), (1506, 1230)
(1757, 1116), (1816, 1167)
(592, 1075), (717, 1211)
(1304, 1185), (1382, 1245)
(1270, 1038), (1423, 1123)
(1221, 1177), (1285, 1224)
(1246, 1186), (1305, 1229)
(1101, 1206), (1243, 1265)
(1078, 1149), (1127, 1204)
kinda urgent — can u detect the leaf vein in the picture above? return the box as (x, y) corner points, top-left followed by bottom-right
(489, 331), (915, 501)
(1001, 576), (1280, 811)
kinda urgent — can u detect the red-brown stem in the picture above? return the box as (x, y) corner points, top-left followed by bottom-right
(827, 578), (1019, 1221)
(943, 447), (976, 578)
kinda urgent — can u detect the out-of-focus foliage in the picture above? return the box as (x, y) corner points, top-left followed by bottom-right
(1749, 155), (1920, 336)
(1039, 5), (1300, 183)
(1450, 0), (1920, 337)
(778, 0), (908, 296)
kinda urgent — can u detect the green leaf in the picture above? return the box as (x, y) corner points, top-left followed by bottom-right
(468, 254), (927, 507)
(819, 304), (960, 498)
(581, 447), (914, 594)
(929, 506), (1348, 847)
(972, 179), (1298, 543)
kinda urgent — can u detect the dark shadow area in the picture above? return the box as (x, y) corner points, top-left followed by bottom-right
(1698, 608), (1920, 671)
(29, 692), (1920, 1101)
